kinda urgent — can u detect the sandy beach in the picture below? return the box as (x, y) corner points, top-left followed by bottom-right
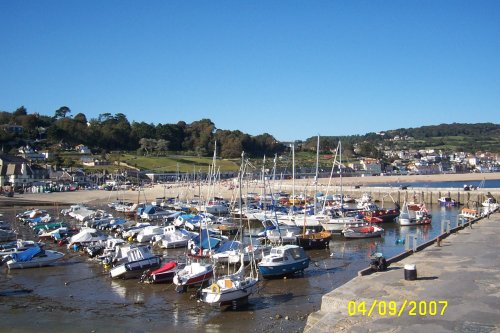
(8, 172), (500, 207)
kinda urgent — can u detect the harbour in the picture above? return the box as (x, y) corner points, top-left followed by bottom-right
(0, 180), (498, 332)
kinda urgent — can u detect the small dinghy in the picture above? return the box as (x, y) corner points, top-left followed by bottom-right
(140, 261), (185, 284)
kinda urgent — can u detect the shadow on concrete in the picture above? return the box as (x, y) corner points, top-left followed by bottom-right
(386, 266), (402, 271)
(416, 276), (439, 281)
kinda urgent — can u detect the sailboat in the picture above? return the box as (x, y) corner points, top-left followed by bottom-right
(199, 152), (259, 307)
(318, 140), (368, 233)
(295, 136), (332, 249)
(200, 142), (230, 215)
(277, 142), (321, 227)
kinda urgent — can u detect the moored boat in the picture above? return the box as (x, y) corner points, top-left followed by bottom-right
(295, 229), (331, 249)
(398, 202), (432, 226)
(173, 260), (214, 291)
(358, 203), (400, 223)
(342, 225), (384, 239)
(109, 245), (161, 279)
(5, 246), (64, 269)
(258, 244), (310, 278)
(438, 196), (459, 207)
(458, 208), (479, 220)
(200, 254), (258, 307)
(140, 260), (184, 284)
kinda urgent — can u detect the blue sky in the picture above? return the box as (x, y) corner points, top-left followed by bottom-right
(1, 1), (499, 141)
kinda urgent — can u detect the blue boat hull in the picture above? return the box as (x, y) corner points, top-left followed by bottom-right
(258, 258), (310, 277)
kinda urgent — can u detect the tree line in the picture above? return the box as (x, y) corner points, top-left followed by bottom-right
(0, 106), (285, 158)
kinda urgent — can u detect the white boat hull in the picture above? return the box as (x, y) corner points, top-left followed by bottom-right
(201, 277), (258, 306)
(6, 250), (64, 269)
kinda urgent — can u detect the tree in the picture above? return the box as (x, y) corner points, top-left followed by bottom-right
(182, 119), (215, 154)
(73, 113), (88, 124)
(155, 139), (169, 156)
(139, 138), (156, 155)
(13, 106), (27, 117)
(54, 106), (71, 119)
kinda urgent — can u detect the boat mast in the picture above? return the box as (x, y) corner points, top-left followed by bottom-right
(292, 142), (295, 213)
(239, 151), (244, 240)
(314, 135), (320, 215)
(339, 140), (344, 213)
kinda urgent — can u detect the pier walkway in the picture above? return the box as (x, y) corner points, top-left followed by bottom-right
(305, 212), (500, 332)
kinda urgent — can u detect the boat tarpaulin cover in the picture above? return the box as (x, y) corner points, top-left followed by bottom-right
(192, 229), (221, 250)
(215, 240), (241, 253)
(10, 246), (42, 262)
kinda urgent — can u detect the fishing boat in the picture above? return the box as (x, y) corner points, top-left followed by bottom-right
(140, 260), (185, 284)
(358, 202), (400, 223)
(482, 197), (498, 209)
(4, 246), (64, 269)
(458, 208), (479, 220)
(109, 245), (161, 279)
(342, 225), (384, 239)
(438, 196), (459, 207)
(258, 244), (310, 278)
(398, 202), (432, 226)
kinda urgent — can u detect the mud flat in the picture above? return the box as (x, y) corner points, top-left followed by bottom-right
(304, 212), (500, 332)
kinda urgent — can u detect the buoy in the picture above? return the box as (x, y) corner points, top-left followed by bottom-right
(395, 239), (405, 245)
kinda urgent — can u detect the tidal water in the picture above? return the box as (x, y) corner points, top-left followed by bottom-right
(0, 204), (467, 333)
(366, 178), (500, 189)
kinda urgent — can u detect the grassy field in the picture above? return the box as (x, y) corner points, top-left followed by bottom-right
(113, 154), (241, 173)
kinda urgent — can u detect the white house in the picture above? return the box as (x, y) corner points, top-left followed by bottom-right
(0, 154), (34, 187)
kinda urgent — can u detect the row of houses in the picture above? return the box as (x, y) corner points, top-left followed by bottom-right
(2, 144), (499, 191)
(0, 154), (90, 190)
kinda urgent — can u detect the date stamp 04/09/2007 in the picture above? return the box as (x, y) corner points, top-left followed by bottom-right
(347, 300), (448, 317)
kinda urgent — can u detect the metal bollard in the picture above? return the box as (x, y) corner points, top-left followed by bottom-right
(446, 220), (451, 233)
(413, 236), (418, 252)
(405, 234), (410, 251)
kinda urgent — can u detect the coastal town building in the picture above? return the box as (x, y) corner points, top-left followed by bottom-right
(0, 154), (33, 187)
(18, 145), (46, 161)
(2, 124), (24, 135)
